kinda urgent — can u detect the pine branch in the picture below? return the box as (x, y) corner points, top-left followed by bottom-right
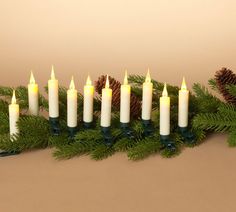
(0, 112), (9, 134)
(228, 130), (236, 147)
(114, 137), (137, 152)
(90, 144), (115, 160)
(208, 78), (219, 92)
(226, 84), (236, 97)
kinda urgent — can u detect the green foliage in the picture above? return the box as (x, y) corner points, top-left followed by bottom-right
(226, 84), (236, 97)
(228, 130), (236, 147)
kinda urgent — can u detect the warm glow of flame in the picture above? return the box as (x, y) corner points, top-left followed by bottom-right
(123, 70), (128, 85)
(51, 65), (56, 80)
(86, 75), (92, 86)
(105, 75), (110, 88)
(145, 69), (151, 83)
(69, 76), (75, 90)
(181, 77), (187, 90)
(162, 83), (168, 97)
(30, 71), (35, 84)
(11, 90), (17, 104)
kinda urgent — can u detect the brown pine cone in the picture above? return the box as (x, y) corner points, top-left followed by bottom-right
(95, 75), (142, 118)
(215, 67), (236, 104)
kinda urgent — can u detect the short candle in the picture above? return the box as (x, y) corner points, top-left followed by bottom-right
(160, 83), (170, 136)
(28, 71), (39, 116)
(142, 69), (153, 121)
(9, 90), (20, 137)
(101, 75), (112, 127)
(178, 77), (189, 128)
(120, 70), (131, 123)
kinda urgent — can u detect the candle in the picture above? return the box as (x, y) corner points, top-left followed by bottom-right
(120, 70), (131, 123)
(160, 83), (170, 136)
(142, 70), (153, 120)
(9, 90), (19, 137)
(101, 75), (112, 127)
(48, 66), (59, 118)
(83, 75), (94, 123)
(67, 77), (77, 128)
(28, 71), (39, 116)
(178, 77), (189, 128)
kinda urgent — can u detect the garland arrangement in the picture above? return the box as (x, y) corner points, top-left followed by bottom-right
(0, 68), (235, 161)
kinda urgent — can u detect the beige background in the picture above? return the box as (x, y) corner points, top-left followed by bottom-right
(1, 1), (236, 212)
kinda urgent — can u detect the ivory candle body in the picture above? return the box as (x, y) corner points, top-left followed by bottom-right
(83, 76), (94, 123)
(120, 71), (131, 123)
(142, 70), (153, 120)
(48, 66), (59, 118)
(101, 75), (112, 127)
(160, 84), (170, 136)
(178, 78), (189, 127)
(67, 77), (77, 128)
(28, 72), (39, 116)
(9, 91), (19, 136)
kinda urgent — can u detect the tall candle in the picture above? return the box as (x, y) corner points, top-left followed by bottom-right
(28, 71), (39, 116)
(160, 83), (170, 136)
(9, 90), (19, 137)
(178, 77), (189, 128)
(101, 75), (112, 127)
(120, 70), (131, 123)
(67, 77), (77, 128)
(142, 70), (153, 120)
(48, 66), (59, 118)
(83, 75), (94, 123)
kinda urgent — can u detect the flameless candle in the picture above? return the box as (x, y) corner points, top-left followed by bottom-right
(83, 75), (94, 124)
(178, 77), (189, 128)
(120, 70), (131, 123)
(160, 83), (170, 136)
(9, 90), (19, 137)
(142, 70), (153, 120)
(48, 66), (59, 118)
(67, 77), (77, 128)
(28, 71), (39, 116)
(101, 75), (112, 127)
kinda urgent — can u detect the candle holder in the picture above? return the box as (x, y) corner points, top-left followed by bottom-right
(101, 127), (114, 146)
(83, 121), (94, 129)
(142, 119), (154, 136)
(68, 127), (78, 139)
(49, 117), (60, 136)
(0, 151), (20, 157)
(120, 122), (135, 139)
(160, 135), (176, 152)
(178, 127), (196, 145)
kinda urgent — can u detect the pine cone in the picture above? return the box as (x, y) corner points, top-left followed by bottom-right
(215, 67), (236, 104)
(95, 75), (142, 118)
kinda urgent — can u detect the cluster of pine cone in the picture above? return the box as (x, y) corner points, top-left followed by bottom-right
(215, 67), (236, 105)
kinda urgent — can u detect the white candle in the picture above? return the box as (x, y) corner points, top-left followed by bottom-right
(67, 77), (77, 128)
(178, 77), (189, 128)
(160, 83), (170, 136)
(28, 71), (39, 116)
(120, 70), (131, 123)
(9, 90), (19, 137)
(142, 70), (153, 120)
(48, 66), (59, 118)
(101, 75), (112, 127)
(83, 75), (94, 123)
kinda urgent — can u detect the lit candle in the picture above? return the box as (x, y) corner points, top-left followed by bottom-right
(160, 83), (170, 136)
(9, 90), (19, 137)
(28, 71), (39, 116)
(142, 69), (153, 120)
(101, 75), (112, 127)
(83, 75), (94, 123)
(178, 77), (189, 128)
(48, 66), (59, 118)
(120, 70), (131, 123)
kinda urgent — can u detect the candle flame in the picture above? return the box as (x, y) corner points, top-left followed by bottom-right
(145, 69), (151, 83)
(30, 71), (35, 84)
(181, 77), (187, 90)
(11, 90), (17, 104)
(105, 75), (109, 88)
(123, 70), (128, 85)
(69, 76), (75, 90)
(162, 83), (168, 97)
(51, 65), (56, 80)
(86, 75), (92, 86)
